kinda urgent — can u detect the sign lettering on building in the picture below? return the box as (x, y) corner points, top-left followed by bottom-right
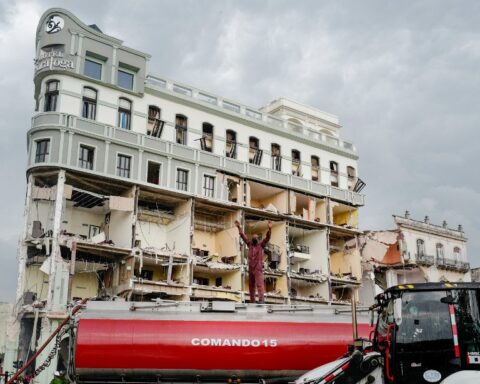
(34, 50), (74, 72)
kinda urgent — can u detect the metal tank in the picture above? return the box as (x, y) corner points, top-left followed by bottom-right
(72, 300), (371, 383)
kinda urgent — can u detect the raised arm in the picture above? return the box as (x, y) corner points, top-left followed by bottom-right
(235, 220), (250, 245)
(261, 221), (272, 247)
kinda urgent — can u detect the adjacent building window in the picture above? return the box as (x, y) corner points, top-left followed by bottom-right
(116, 154), (131, 178)
(201, 123), (214, 152)
(82, 87), (97, 120)
(118, 98), (131, 129)
(147, 106), (164, 138)
(453, 246), (461, 260)
(175, 114), (188, 145)
(311, 156), (320, 181)
(117, 68), (134, 90)
(292, 150), (301, 176)
(249, 137), (262, 165)
(44, 80), (59, 112)
(35, 139), (50, 163)
(79, 145), (94, 170)
(330, 161), (339, 187)
(84, 58), (102, 80)
(176, 169), (189, 191)
(271, 144), (281, 171)
(203, 175), (215, 198)
(416, 239), (425, 256)
(147, 161), (161, 184)
(436, 243), (444, 260)
(226, 130), (237, 158)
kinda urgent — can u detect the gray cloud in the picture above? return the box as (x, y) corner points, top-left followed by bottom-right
(1, 0), (478, 300)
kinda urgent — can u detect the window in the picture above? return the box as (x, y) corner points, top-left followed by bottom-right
(416, 239), (425, 256)
(44, 80), (59, 112)
(176, 169), (189, 191)
(453, 247), (461, 260)
(82, 87), (97, 120)
(200, 123), (213, 152)
(147, 106), (164, 138)
(226, 130), (237, 158)
(147, 162), (161, 184)
(84, 58), (102, 80)
(311, 156), (320, 181)
(347, 166), (356, 191)
(118, 98), (131, 129)
(271, 144), (281, 171)
(203, 175), (215, 198)
(330, 161), (339, 187)
(292, 150), (301, 176)
(117, 69), (134, 90)
(347, 166), (356, 179)
(249, 137), (262, 165)
(116, 154), (131, 178)
(175, 115), (187, 145)
(35, 139), (50, 163)
(79, 145), (94, 170)
(436, 243), (444, 260)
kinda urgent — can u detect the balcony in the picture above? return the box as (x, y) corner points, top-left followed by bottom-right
(416, 253), (434, 266)
(29, 113), (365, 206)
(437, 258), (470, 272)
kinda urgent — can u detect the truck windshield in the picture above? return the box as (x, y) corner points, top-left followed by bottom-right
(451, 289), (480, 362)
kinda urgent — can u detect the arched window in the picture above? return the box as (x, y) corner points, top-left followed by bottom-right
(436, 243), (444, 260)
(311, 155), (320, 181)
(82, 87), (97, 120)
(226, 130), (237, 158)
(291, 150), (301, 176)
(201, 122), (213, 152)
(175, 114), (188, 145)
(271, 144), (281, 171)
(453, 246), (461, 260)
(416, 239), (425, 256)
(249, 137), (262, 165)
(147, 106), (164, 137)
(44, 80), (59, 112)
(118, 98), (131, 129)
(330, 161), (339, 187)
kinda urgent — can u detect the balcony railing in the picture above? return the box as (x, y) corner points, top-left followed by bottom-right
(416, 253), (434, 266)
(437, 258), (470, 272)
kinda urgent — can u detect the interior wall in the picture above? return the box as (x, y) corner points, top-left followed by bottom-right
(136, 220), (168, 249)
(62, 206), (106, 238)
(315, 200), (327, 223)
(24, 265), (49, 300)
(290, 229), (327, 273)
(167, 200), (192, 255)
(71, 272), (99, 299)
(29, 200), (54, 235)
(109, 210), (133, 248)
(330, 248), (361, 278)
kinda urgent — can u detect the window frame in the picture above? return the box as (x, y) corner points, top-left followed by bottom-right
(44, 80), (59, 112)
(84, 56), (103, 81)
(226, 129), (237, 159)
(202, 174), (216, 198)
(118, 97), (132, 130)
(201, 122), (214, 152)
(117, 66), (135, 90)
(175, 114), (188, 145)
(146, 161), (162, 185)
(116, 153), (132, 178)
(249, 136), (262, 165)
(34, 138), (51, 163)
(176, 168), (189, 192)
(416, 238), (426, 256)
(147, 105), (164, 138)
(81, 87), (97, 120)
(311, 155), (320, 181)
(291, 149), (301, 176)
(271, 143), (282, 171)
(78, 144), (96, 170)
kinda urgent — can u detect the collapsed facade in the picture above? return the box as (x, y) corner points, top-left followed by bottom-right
(359, 212), (470, 304)
(4, 8), (366, 380)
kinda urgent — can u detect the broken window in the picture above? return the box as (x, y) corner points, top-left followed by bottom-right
(79, 145), (94, 170)
(200, 123), (214, 152)
(175, 114), (188, 145)
(202, 175), (215, 198)
(271, 144), (281, 171)
(249, 137), (262, 165)
(147, 106), (164, 138)
(292, 150), (301, 176)
(44, 80), (59, 112)
(311, 156), (320, 181)
(82, 87), (97, 120)
(226, 130), (237, 158)
(147, 161), (161, 184)
(116, 154), (131, 178)
(416, 239), (425, 257)
(330, 161), (339, 187)
(118, 98), (131, 129)
(35, 139), (50, 163)
(176, 169), (189, 191)
(347, 166), (356, 178)
(436, 243), (444, 260)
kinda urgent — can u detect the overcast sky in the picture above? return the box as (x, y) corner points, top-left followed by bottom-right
(1, 0), (479, 301)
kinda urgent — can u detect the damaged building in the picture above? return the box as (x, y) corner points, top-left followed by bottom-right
(4, 8), (366, 380)
(359, 212), (471, 305)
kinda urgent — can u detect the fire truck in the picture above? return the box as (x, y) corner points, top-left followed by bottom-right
(296, 283), (480, 384)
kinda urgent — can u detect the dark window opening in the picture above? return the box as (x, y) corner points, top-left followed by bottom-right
(311, 155), (320, 181)
(226, 130), (237, 158)
(44, 80), (59, 112)
(118, 98), (131, 129)
(200, 123), (214, 152)
(176, 169), (188, 191)
(147, 106), (164, 138)
(292, 150), (301, 176)
(175, 115), (188, 145)
(203, 175), (215, 198)
(330, 161), (339, 187)
(416, 239), (425, 256)
(82, 87), (97, 120)
(116, 154), (131, 178)
(84, 59), (102, 80)
(79, 145), (94, 170)
(249, 137), (262, 165)
(147, 162), (161, 185)
(117, 69), (134, 90)
(271, 144), (281, 171)
(35, 139), (50, 163)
